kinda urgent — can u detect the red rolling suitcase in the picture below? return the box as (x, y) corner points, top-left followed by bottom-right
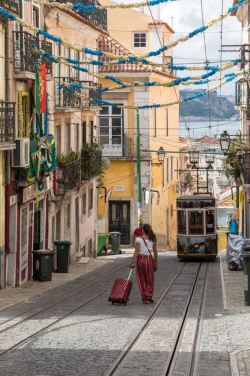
(109, 269), (133, 305)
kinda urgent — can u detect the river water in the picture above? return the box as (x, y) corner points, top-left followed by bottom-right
(180, 120), (240, 138)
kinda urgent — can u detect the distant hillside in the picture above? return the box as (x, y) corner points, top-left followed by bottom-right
(180, 90), (240, 121)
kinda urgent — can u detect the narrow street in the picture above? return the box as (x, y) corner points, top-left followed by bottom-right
(0, 252), (249, 376)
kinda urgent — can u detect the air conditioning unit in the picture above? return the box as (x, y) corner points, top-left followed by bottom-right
(12, 138), (30, 168)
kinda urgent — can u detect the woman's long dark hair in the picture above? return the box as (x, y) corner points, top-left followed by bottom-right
(143, 224), (156, 242)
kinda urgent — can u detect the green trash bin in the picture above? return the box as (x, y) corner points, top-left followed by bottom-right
(97, 234), (109, 256)
(242, 245), (250, 306)
(53, 240), (72, 273)
(32, 250), (54, 282)
(109, 232), (121, 255)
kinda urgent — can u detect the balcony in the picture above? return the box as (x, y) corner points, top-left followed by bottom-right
(81, 143), (103, 180)
(101, 137), (134, 158)
(13, 31), (53, 78)
(235, 80), (249, 107)
(0, 102), (15, 150)
(0, 0), (19, 14)
(56, 158), (81, 195)
(56, 0), (107, 31)
(55, 77), (82, 109)
(55, 78), (102, 109)
(82, 81), (102, 108)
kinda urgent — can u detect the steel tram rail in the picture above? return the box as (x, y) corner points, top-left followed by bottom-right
(0, 261), (129, 335)
(105, 262), (208, 376)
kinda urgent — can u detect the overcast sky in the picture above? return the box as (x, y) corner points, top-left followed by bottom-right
(115, 0), (242, 95)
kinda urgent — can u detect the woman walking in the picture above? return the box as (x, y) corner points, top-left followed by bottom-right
(130, 224), (158, 304)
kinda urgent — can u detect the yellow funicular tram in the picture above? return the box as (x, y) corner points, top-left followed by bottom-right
(177, 195), (217, 259)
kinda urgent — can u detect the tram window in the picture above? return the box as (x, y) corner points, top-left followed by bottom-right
(206, 210), (215, 234)
(177, 210), (186, 234)
(188, 211), (204, 235)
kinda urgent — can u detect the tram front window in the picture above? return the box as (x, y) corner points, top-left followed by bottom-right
(188, 211), (204, 235)
(206, 210), (215, 234)
(178, 210), (186, 234)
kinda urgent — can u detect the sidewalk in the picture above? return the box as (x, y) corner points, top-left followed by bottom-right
(220, 251), (250, 376)
(0, 257), (112, 311)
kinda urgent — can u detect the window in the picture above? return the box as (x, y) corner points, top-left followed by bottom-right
(166, 108), (169, 136)
(82, 121), (87, 144)
(171, 156), (173, 180)
(74, 51), (80, 79)
(82, 192), (87, 216)
(188, 211), (204, 235)
(89, 186), (93, 212)
(90, 121), (94, 145)
(176, 158), (179, 178)
(65, 120), (71, 154)
(74, 123), (79, 151)
(55, 122), (61, 154)
(134, 32), (147, 48)
(65, 48), (71, 78)
(177, 210), (186, 234)
(32, 6), (39, 27)
(18, 92), (30, 138)
(99, 105), (123, 150)
(206, 210), (215, 234)
(65, 203), (71, 230)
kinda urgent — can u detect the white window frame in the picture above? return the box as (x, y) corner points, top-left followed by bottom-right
(99, 105), (124, 157)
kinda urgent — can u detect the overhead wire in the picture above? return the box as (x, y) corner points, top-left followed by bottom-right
(146, 1), (192, 138)
(217, 0), (224, 135)
(200, 0), (212, 136)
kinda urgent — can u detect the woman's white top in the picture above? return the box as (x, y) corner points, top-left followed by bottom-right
(136, 237), (153, 256)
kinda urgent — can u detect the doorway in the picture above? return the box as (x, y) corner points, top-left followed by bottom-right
(109, 201), (130, 245)
(75, 197), (79, 252)
(33, 200), (44, 250)
(7, 203), (17, 287)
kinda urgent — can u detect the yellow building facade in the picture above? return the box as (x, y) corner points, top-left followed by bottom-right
(97, 4), (180, 249)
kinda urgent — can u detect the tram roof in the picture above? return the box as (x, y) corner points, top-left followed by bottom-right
(177, 195), (215, 201)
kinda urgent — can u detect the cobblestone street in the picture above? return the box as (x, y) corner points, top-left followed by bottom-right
(0, 252), (249, 376)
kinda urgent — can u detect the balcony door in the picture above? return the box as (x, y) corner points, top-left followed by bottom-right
(99, 105), (123, 157)
(109, 201), (130, 245)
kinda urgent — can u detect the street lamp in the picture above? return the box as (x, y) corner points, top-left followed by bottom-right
(220, 131), (231, 155)
(157, 147), (165, 163)
(206, 154), (215, 169)
(189, 150), (199, 168)
(152, 147), (165, 166)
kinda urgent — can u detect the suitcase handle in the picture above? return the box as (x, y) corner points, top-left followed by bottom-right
(127, 269), (133, 280)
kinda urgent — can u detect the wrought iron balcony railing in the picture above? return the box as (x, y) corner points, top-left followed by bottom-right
(55, 77), (82, 108)
(56, 0), (107, 31)
(0, 0), (19, 14)
(101, 137), (134, 158)
(55, 78), (102, 108)
(0, 102), (15, 144)
(13, 31), (53, 75)
(81, 81), (102, 107)
(56, 159), (81, 195)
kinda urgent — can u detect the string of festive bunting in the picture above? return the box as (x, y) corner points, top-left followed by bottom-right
(33, 0), (176, 13)
(107, 0), (246, 63)
(0, 0), (245, 62)
(59, 70), (243, 110)
(34, 47), (241, 92)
